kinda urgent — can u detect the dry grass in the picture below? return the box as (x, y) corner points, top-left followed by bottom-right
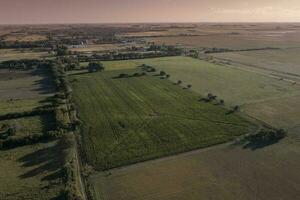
(243, 95), (300, 129)
(3, 34), (47, 42)
(0, 49), (49, 62)
(211, 48), (300, 77)
(90, 136), (300, 200)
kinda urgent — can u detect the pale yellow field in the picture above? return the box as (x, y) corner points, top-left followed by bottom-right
(0, 49), (49, 62)
(90, 136), (300, 200)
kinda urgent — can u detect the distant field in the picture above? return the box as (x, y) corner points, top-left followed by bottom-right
(70, 69), (256, 170)
(0, 141), (64, 200)
(109, 56), (300, 106)
(243, 95), (300, 129)
(70, 43), (144, 53)
(3, 34), (47, 42)
(211, 48), (300, 78)
(80, 60), (140, 71)
(147, 27), (300, 49)
(91, 136), (300, 200)
(0, 49), (49, 62)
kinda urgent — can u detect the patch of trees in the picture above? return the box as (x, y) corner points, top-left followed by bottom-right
(59, 134), (84, 200)
(88, 62), (104, 73)
(139, 64), (156, 72)
(58, 56), (80, 71)
(200, 93), (217, 102)
(77, 50), (181, 63)
(0, 124), (16, 140)
(204, 47), (280, 54)
(226, 105), (240, 114)
(114, 72), (146, 79)
(56, 45), (69, 56)
(0, 40), (52, 49)
(245, 129), (287, 143)
(0, 59), (40, 70)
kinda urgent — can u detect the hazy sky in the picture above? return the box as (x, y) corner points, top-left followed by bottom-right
(1, 0), (300, 24)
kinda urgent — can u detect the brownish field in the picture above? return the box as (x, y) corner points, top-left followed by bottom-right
(243, 95), (300, 129)
(3, 34), (47, 42)
(0, 69), (54, 100)
(90, 135), (300, 200)
(0, 49), (49, 62)
(146, 23), (300, 49)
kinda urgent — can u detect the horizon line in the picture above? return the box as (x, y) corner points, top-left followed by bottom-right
(1, 21), (300, 26)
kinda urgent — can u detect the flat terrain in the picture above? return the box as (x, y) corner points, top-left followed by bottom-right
(0, 140), (64, 200)
(0, 69), (54, 115)
(70, 69), (256, 170)
(90, 136), (300, 200)
(0, 49), (49, 62)
(211, 48), (300, 78)
(102, 57), (300, 106)
(146, 23), (300, 49)
(243, 95), (300, 129)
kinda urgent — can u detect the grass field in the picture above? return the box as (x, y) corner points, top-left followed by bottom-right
(211, 48), (300, 78)
(0, 99), (43, 115)
(0, 69), (54, 115)
(243, 95), (300, 129)
(70, 69), (256, 170)
(101, 56), (300, 106)
(0, 140), (64, 200)
(90, 135), (300, 200)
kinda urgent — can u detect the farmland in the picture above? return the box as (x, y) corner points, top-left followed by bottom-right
(90, 135), (300, 200)
(70, 69), (256, 170)
(146, 23), (300, 49)
(1, 23), (300, 200)
(0, 140), (65, 200)
(0, 49), (49, 62)
(211, 48), (300, 78)
(102, 56), (300, 106)
(0, 69), (54, 115)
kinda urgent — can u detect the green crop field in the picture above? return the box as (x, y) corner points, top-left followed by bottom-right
(70, 69), (257, 170)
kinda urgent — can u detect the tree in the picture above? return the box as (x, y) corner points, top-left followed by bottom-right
(166, 74), (170, 79)
(187, 84), (192, 89)
(88, 62), (104, 73)
(219, 99), (224, 105)
(56, 45), (69, 56)
(160, 71), (166, 76)
(177, 80), (182, 85)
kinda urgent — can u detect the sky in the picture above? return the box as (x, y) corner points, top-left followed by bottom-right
(1, 0), (300, 24)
